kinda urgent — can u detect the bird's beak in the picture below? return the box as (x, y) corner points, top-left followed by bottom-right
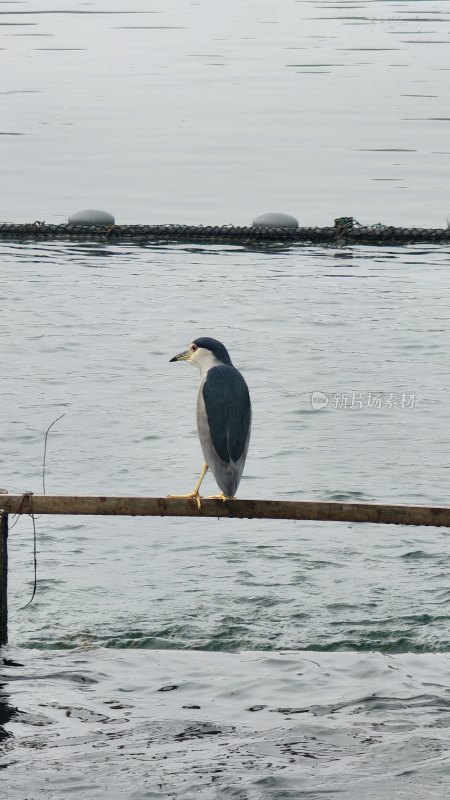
(170, 348), (191, 363)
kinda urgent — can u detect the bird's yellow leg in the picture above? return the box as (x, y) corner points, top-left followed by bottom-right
(207, 493), (235, 502)
(169, 464), (208, 509)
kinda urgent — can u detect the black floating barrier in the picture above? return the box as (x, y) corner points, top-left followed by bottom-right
(0, 221), (450, 245)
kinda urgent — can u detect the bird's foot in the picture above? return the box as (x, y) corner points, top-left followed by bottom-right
(168, 492), (203, 510)
(207, 493), (234, 502)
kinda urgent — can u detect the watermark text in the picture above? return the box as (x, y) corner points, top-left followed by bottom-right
(311, 391), (417, 411)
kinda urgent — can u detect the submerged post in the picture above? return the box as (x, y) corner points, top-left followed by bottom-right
(0, 512), (7, 645)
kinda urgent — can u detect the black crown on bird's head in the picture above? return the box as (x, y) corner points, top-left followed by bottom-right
(193, 337), (233, 366)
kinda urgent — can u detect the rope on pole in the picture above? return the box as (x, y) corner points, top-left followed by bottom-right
(1, 495), (450, 527)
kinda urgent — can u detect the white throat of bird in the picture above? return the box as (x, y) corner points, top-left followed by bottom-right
(188, 346), (224, 377)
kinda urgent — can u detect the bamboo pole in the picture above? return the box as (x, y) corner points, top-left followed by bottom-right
(0, 495), (449, 527)
(0, 513), (8, 645)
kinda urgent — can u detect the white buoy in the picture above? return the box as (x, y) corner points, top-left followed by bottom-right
(252, 212), (299, 229)
(68, 209), (115, 226)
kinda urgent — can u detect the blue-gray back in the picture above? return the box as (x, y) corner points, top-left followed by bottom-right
(202, 365), (251, 464)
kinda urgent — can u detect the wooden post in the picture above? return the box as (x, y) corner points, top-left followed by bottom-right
(0, 513), (7, 645)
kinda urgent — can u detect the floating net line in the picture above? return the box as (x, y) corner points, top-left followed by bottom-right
(0, 220), (450, 245)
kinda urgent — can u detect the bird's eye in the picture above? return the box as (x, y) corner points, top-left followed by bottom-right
(191, 344), (198, 352)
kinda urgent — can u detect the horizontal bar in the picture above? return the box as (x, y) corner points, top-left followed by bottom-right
(0, 495), (449, 527)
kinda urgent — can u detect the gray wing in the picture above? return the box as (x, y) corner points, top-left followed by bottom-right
(197, 365), (251, 495)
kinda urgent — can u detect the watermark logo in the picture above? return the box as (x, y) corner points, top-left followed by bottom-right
(311, 391), (330, 410)
(311, 391), (417, 410)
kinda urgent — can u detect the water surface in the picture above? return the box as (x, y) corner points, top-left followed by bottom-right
(2, 240), (450, 655)
(2, 1), (450, 797)
(1, 0), (450, 226)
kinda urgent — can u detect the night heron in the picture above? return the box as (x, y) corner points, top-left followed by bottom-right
(170, 337), (251, 506)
